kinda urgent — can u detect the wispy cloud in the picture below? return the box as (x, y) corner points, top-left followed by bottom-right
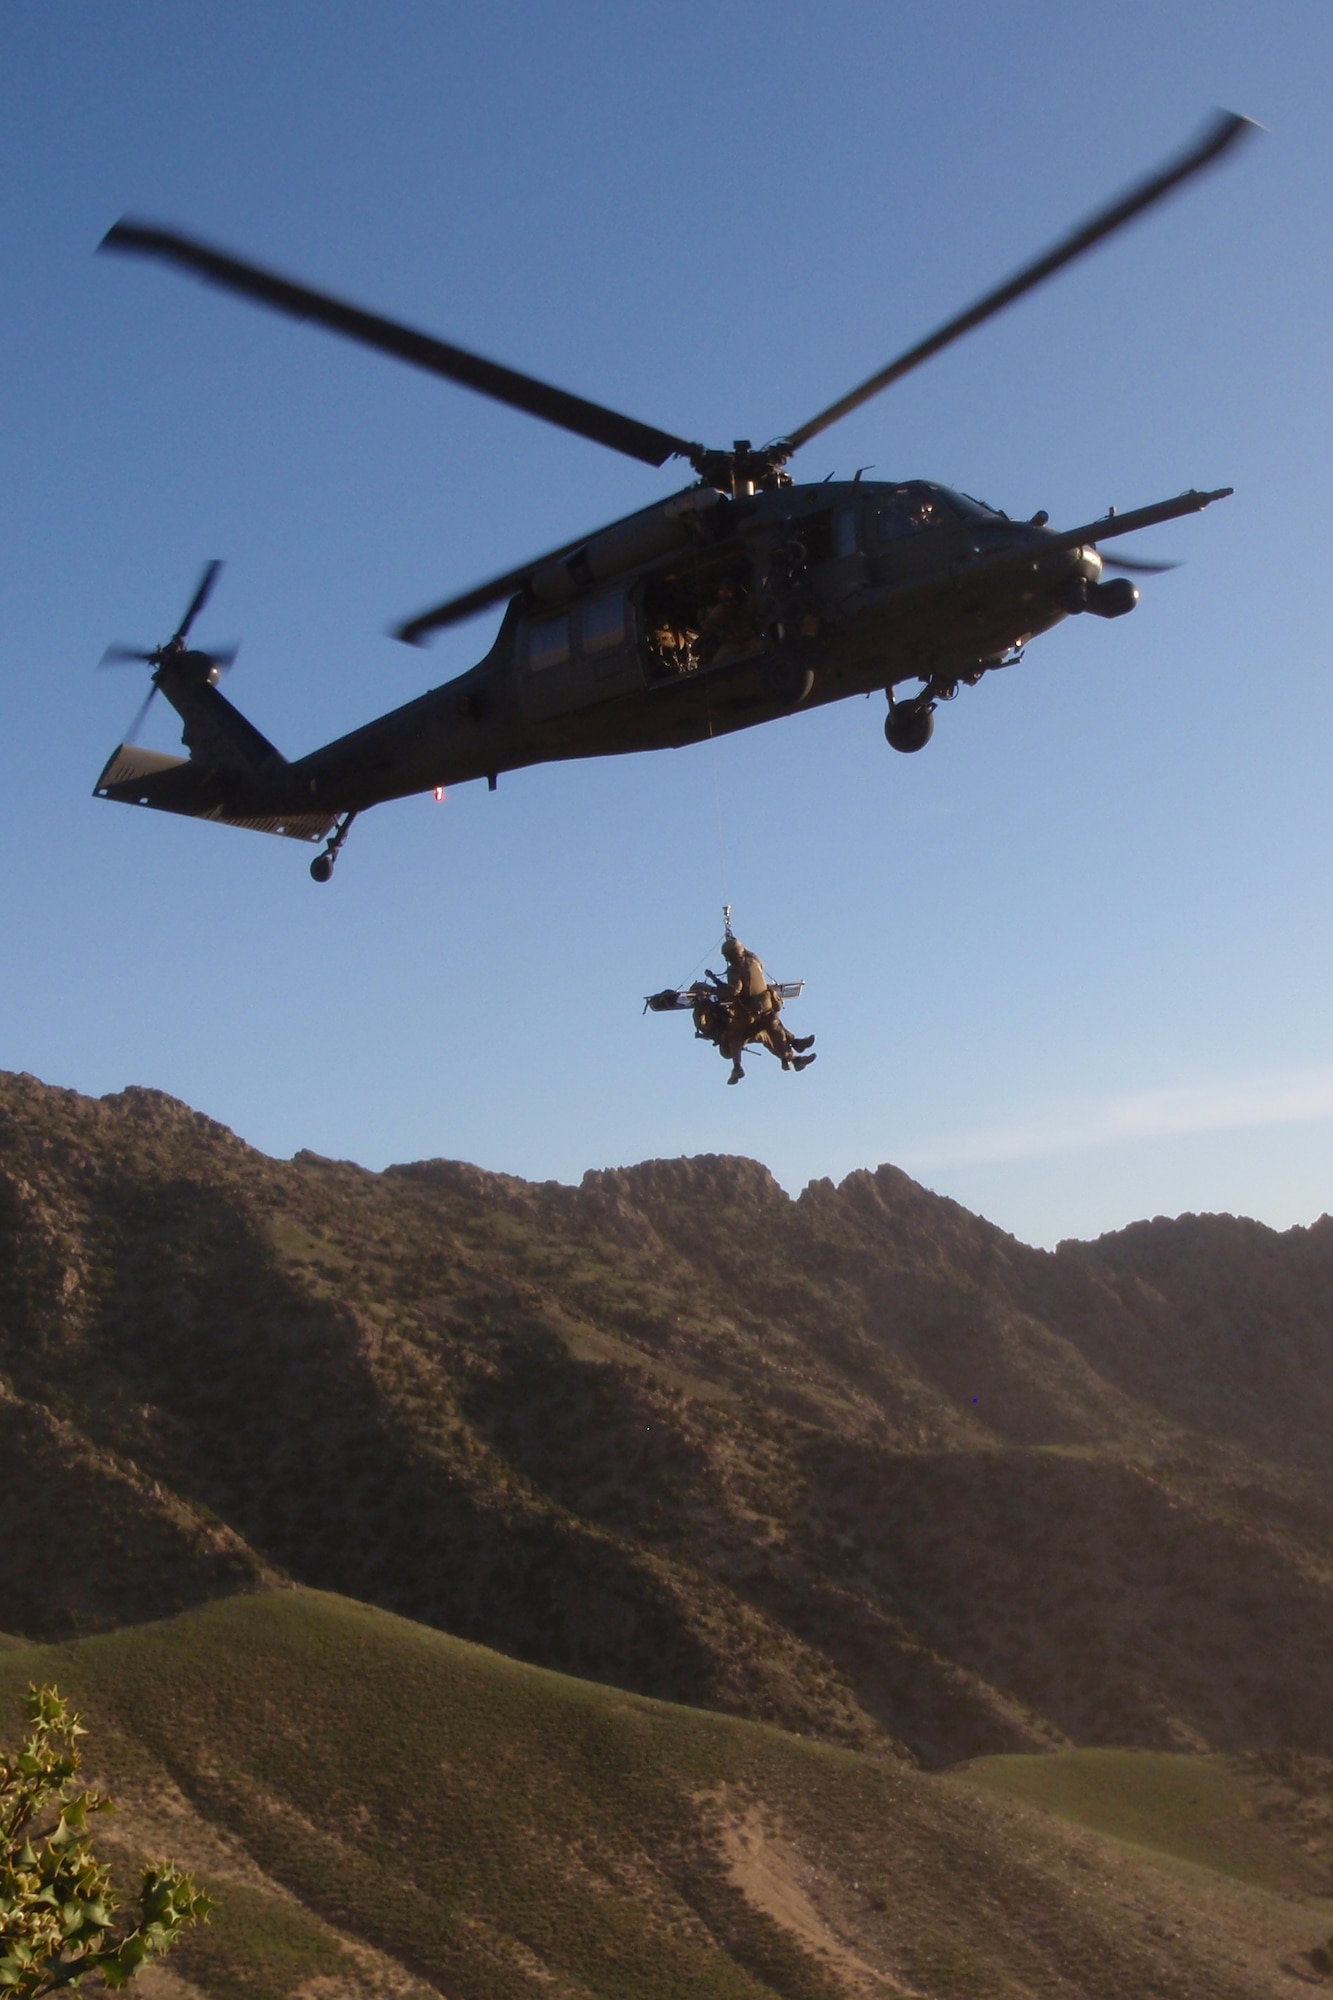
(900, 1064), (1333, 1172)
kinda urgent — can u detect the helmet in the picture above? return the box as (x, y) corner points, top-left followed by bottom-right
(722, 936), (743, 960)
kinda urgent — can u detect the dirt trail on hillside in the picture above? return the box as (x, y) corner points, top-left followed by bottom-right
(716, 1800), (914, 1997)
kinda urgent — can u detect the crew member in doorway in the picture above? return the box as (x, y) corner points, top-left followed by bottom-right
(648, 618), (699, 676)
(697, 580), (758, 666)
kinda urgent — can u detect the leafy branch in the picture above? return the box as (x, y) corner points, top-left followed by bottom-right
(0, 1686), (212, 1995)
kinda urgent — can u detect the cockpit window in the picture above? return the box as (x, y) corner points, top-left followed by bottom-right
(877, 483), (951, 541)
(955, 492), (1006, 521)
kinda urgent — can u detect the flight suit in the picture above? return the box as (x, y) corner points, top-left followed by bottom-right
(715, 943), (791, 1079)
(697, 589), (758, 665)
(724, 945), (773, 1025)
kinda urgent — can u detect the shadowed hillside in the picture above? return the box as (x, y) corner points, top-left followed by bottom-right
(2, 1068), (1332, 1766)
(3, 1589), (1331, 2000)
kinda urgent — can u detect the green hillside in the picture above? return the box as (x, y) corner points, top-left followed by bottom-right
(959, 1750), (1333, 1896)
(2, 1589), (1330, 2000)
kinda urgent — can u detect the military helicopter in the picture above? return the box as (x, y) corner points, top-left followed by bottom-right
(94, 111), (1253, 882)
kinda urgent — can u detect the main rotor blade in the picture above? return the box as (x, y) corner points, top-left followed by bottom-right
(100, 645), (155, 666)
(394, 525), (600, 645)
(100, 220), (699, 471)
(1101, 551), (1181, 574)
(176, 558), (223, 642)
(783, 110), (1258, 456)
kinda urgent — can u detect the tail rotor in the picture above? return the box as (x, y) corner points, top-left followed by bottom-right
(99, 560), (238, 738)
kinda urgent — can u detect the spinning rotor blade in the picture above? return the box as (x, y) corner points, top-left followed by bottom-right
(99, 560), (234, 736)
(1101, 551), (1181, 574)
(782, 110), (1257, 456)
(123, 684), (160, 744)
(394, 523), (611, 645)
(175, 557), (223, 642)
(100, 222), (698, 470)
(101, 638), (235, 667)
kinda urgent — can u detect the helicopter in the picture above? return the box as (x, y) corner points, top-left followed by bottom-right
(93, 111), (1254, 883)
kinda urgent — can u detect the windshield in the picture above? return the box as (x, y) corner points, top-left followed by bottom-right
(953, 490), (1008, 521)
(876, 483), (959, 541)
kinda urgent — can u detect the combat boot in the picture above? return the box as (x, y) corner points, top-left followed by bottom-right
(792, 1054), (817, 1071)
(790, 1034), (815, 1052)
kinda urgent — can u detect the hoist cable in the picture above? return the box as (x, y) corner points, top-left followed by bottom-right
(670, 686), (735, 991)
(705, 683), (729, 918)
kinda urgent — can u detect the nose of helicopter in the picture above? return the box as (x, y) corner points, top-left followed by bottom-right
(970, 523), (1113, 623)
(1020, 525), (1104, 587)
(1044, 536), (1141, 618)
(961, 513), (1102, 578)
(1012, 523), (1101, 581)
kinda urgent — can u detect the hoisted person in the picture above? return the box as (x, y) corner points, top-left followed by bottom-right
(706, 935), (815, 1085)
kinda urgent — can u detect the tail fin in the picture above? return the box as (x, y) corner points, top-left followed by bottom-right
(94, 677), (335, 843)
(167, 676), (288, 778)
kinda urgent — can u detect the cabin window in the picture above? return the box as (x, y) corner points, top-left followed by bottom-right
(834, 507), (859, 557)
(581, 591), (628, 655)
(528, 613), (570, 672)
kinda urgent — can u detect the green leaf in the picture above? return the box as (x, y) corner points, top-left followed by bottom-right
(0, 1688), (206, 1996)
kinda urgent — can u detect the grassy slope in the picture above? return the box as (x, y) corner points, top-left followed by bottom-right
(958, 1751), (1333, 1896)
(1, 1590), (1330, 2000)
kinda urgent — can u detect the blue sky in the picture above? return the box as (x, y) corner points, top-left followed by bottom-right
(2, 1), (1331, 1246)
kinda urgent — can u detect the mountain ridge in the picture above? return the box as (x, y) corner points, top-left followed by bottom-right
(2, 1067), (1331, 1770)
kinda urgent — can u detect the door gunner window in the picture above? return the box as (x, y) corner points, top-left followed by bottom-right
(581, 592), (627, 654)
(528, 614), (570, 671)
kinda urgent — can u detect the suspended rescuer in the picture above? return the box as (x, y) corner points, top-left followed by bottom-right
(707, 934), (815, 1085)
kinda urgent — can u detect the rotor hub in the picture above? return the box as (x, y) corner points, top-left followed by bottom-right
(690, 440), (793, 496)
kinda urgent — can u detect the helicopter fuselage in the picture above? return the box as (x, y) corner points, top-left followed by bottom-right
(286, 479), (1097, 812)
(95, 473), (1224, 853)
(94, 117), (1253, 874)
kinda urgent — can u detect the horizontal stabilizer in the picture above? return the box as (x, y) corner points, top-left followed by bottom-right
(94, 743), (335, 843)
(97, 744), (188, 788)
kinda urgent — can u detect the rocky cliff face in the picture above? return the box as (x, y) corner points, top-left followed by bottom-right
(2, 1068), (1330, 1765)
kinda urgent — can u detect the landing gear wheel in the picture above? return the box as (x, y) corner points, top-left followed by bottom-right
(884, 703), (935, 753)
(310, 809), (358, 884)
